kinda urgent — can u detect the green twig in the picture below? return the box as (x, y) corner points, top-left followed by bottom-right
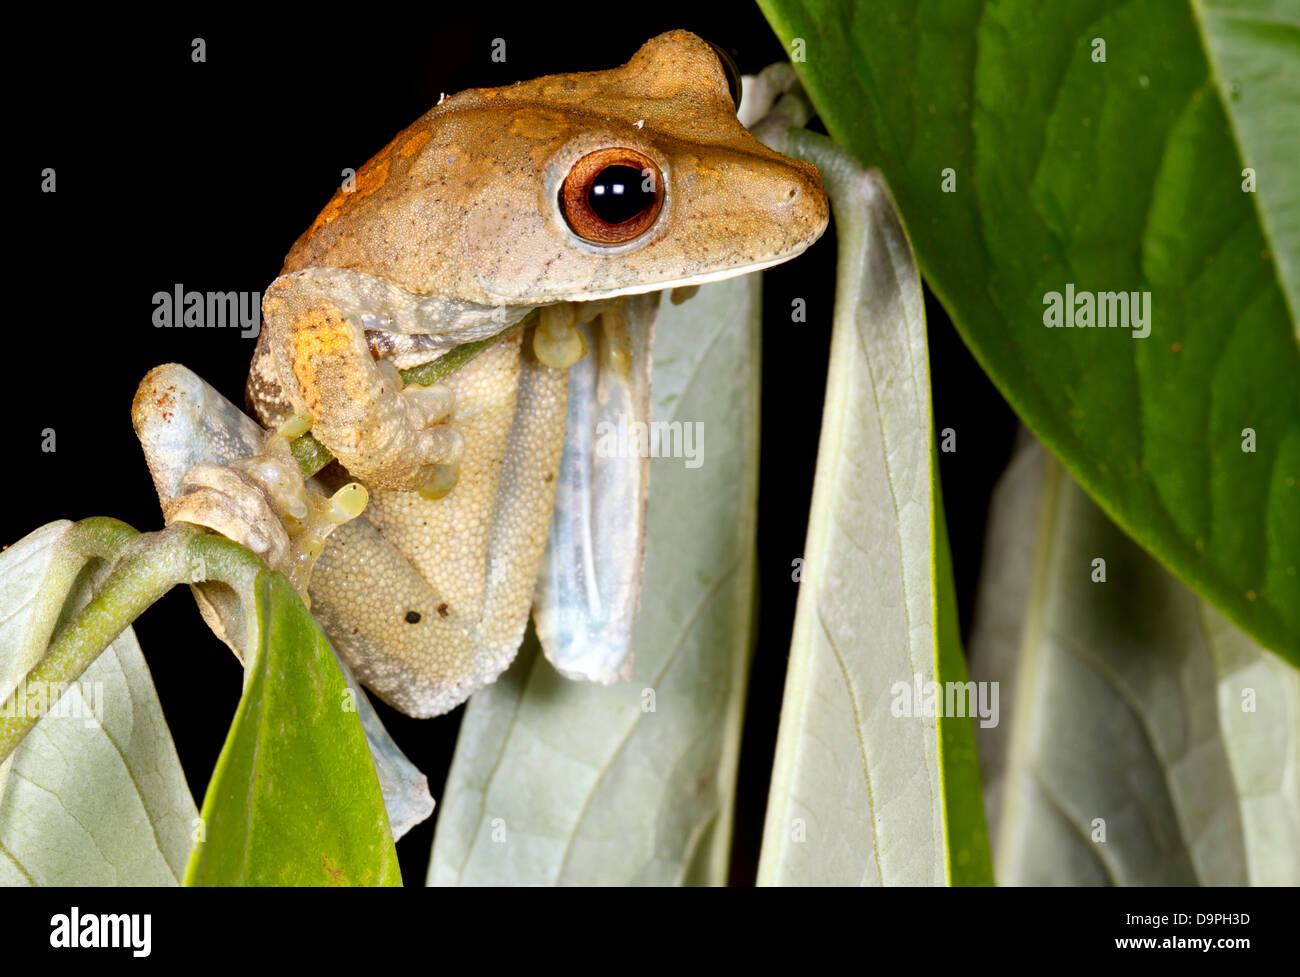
(0, 521), (262, 762)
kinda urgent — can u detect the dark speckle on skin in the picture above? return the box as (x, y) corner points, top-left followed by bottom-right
(437, 602), (450, 618)
(405, 610), (422, 624)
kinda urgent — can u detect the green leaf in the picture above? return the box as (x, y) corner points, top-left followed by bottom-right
(970, 433), (1300, 884)
(186, 570), (400, 886)
(1195, 0), (1300, 338)
(758, 0), (1300, 662)
(933, 480), (994, 884)
(0, 522), (197, 885)
(427, 270), (761, 885)
(756, 137), (990, 884)
(336, 652), (434, 841)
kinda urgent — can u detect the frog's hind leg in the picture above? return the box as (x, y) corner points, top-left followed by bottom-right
(306, 515), (479, 716)
(308, 334), (569, 717)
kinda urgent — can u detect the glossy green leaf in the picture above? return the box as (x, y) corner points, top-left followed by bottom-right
(756, 137), (990, 884)
(759, 0), (1300, 662)
(1195, 0), (1300, 337)
(970, 434), (1299, 884)
(0, 521), (197, 885)
(427, 270), (760, 885)
(186, 570), (400, 886)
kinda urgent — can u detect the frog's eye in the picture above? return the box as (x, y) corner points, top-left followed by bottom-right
(704, 40), (743, 112)
(560, 148), (664, 245)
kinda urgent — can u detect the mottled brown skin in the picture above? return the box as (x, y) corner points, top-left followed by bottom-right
(247, 29), (827, 475)
(283, 33), (822, 298)
(237, 30), (828, 716)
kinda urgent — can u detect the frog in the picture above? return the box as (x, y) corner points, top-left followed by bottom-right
(134, 30), (828, 718)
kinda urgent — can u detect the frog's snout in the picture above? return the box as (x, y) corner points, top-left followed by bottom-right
(672, 148), (829, 270)
(761, 156), (830, 253)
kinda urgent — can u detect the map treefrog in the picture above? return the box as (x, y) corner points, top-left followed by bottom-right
(135, 31), (827, 716)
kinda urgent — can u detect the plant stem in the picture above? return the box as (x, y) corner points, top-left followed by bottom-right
(0, 521), (263, 762)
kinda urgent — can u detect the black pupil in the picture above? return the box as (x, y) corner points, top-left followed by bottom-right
(588, 165), (655, 224)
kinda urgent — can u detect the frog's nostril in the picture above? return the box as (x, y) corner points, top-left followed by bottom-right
(784, 185), (800, 202)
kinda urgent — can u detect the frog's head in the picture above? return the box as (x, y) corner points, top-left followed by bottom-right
(282, 30), (829, 311)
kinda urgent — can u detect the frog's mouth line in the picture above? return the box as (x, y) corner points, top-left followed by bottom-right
(483, 246), (819, 308)
(582, 250), (812, 299)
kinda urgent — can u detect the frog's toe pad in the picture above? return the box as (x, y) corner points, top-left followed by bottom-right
(417, 422), (464, 466)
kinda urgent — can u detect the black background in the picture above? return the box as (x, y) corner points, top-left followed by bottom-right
(11, 6), (1017, 886)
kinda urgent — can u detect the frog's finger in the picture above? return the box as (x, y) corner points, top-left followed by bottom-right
(533, 302), (589, 368)
(415, 423), (465, 468)
(404, 382), (456, 425)
(532, 292), (657, 683)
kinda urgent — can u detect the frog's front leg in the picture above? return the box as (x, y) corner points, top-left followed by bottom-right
(262, 272), (462, 494)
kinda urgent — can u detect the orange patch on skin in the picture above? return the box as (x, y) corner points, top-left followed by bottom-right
(291, 305), (352, 358)
(508, 110), (569, 139)
(303, 148), (395, 237)
(355, 155), (392, 196)
(399, 130), (432, 158)
(305, 195), (347, 237)
(290, 304), (355, 410)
